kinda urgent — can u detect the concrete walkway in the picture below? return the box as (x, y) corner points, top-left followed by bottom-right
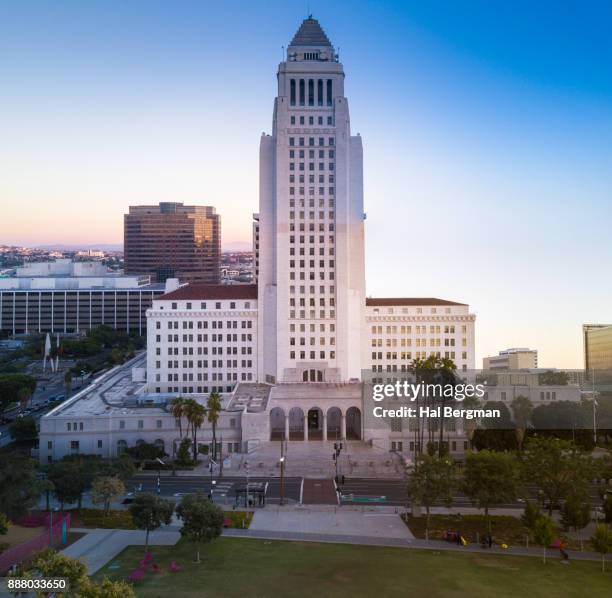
(224, 528), (607, 563)
(63, 528), (180, 574)
(249, 505), (414, 540)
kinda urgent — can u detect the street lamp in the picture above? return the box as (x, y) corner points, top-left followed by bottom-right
(155, 458), (165, 495)
(279, 456), (285, 506)
(333, 442), (343, 485)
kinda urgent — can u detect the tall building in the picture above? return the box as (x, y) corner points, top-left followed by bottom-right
(124, 202), (220, 284)
(583, 324), (612, 370)
(482, 347), (538, 370)
(41, 18), (480, 464)
(258, 18), (365, 384)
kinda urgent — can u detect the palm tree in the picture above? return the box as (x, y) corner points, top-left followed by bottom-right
(64, 370), (73, 398)
(184, 399), (206, 464)
(170, 397), (186, 439)
(207, 392), (222, 461)
(511, 395), (533, 451)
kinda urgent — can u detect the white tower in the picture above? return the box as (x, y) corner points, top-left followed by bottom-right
(258, 18), (365, 384)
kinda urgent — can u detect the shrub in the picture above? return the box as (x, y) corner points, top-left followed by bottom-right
(77, 508), (135, 529)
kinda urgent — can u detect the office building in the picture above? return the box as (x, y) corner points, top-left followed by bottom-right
(124, 202), (220, 284)
(483, 347), (538, 371)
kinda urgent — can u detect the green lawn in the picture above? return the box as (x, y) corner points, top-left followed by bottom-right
(95, 537), (612, 598)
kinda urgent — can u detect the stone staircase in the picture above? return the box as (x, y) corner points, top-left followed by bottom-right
(232, 441), (405, 479)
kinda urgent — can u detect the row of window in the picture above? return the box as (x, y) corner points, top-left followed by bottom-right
(289, 310), (335, 319)
(371, 338), (468, 347)
(290, 78), (333, 107)
(164, 301), (253, 310)
(371, 351), (468, 361)
(159, 319), (254, 330)
(156, 342), (253, 355)
(290, 247), (334, 257)
(371, 325), (466, 334)
(289, 272), (335, 282)
(159, 359), (253, 369)
(290, 115), (334, 126)
(289, 350), (336, 360)
(289, 136), (334, 147)
(157, 385), (236, 394)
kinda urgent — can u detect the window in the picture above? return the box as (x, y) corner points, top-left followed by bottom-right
(97, 439), (103, 449)
(138, 420), (144, 429)
(308, 79), (314, 106)
(317, 79), (323, 106)
(290, 79), (296, 105)
(70, 440), (79, 451)
(119, 420), (125, 429)
(326, 79), (332, 106)
(299, 79), (305, 106)
(156, 419), (162, 429)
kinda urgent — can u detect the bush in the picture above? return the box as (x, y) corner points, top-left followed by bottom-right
(223, 511), (253, 529)
(76, 508), (135, 529)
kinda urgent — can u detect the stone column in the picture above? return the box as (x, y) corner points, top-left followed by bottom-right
(341, 414), (346, 440)
(322, 412), (327, 441)
(303, 414), (309, 441)
(284, 414), (290, 441)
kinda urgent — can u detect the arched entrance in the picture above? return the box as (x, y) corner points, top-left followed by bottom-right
(288, 407), (305, 440)
(269, 407), (286, 440)
(326, 407), (342, 440)
(307, 407), (323, 440)
(346, 407), (362, 440)
(116, 439), (127, 455)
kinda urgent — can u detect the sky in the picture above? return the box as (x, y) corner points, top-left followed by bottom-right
(1, 0), (611, 368)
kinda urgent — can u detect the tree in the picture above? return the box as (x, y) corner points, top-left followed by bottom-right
(539, 370), (569, 386)
(184, 399), (206, 463)
(29, 550), (135, 598)
(521, 500), (542, 534)
(0, 373), (37, 413)
(170, 397), (186, 439)
(560, 492), (591, 551)
(0, 512), (9, 535)
(91, 476), (125, 515)
(511, 395), (533, 451)
(64, 370), (73, 397)
(77, 577), (137, 598)
(604, 494), (612, 524)
(125, 442), (165, 463)
(9, 416), (38, 441)
(521, 437), (595, 515)
(31, 549), (89, 596)
(0, 454), (41, 519)
(463, 450), (520, 531)
(47, 461), (87, 510)
(533, 515), (555, 564)
(175, 438), (192, 465)
(408, 454), (456, 532)
(176, 492), (224, 563)
(207, 392), (222, 460)
(591, 523), (612, 573)
(18, 385), (32, 410)
(128, 493), (174, 553)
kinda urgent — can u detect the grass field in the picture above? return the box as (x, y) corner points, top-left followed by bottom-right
(95, 537), (612, 598)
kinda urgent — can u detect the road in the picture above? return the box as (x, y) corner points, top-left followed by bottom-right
(129, 475), (303, 505)
(129, 475), (608, 510)
(0, 368), (90, 447)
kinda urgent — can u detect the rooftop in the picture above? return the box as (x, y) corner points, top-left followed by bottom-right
(159, 284), (258, 301)
(365, 297), (467, 307)
(289, 17), (332, 47)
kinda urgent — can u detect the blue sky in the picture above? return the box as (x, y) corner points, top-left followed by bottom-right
(1, 0), (611, 367)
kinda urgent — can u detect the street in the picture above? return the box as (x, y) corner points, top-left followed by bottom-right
(129, 475), (303, 505)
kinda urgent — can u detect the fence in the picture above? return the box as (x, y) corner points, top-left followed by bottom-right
(0, 512), (71, 574)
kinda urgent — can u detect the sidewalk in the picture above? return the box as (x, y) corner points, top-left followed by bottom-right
(63, 528), (180, 574)
(223, 527), (607, 563)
